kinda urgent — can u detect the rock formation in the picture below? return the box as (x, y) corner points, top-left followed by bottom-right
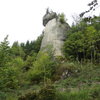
(43, 9), (57, 26)
(41, 10), (70, 56)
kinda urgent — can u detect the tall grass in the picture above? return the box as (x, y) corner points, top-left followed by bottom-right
(56, 85), (100, 100)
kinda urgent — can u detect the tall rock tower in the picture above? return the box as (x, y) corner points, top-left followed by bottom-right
(41, 9), (70, 56)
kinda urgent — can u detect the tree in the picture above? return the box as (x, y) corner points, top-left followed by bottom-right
(80, 0), (98, 18)
(64, 17), (100, 63)
(59, 13), (66, 23)
(0, 35), (11, 67)
(11, 41), (25, 59)
(20, 34), (43, 59)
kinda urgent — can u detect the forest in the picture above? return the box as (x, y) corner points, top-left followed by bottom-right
(0, 1), (100, 100)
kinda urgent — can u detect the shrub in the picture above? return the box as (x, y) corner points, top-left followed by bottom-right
(90, 85), (100, 100)
(59, 13), (66, 24)
(37, 83), (56, 100)
(54, 62), (78, 80)
(18, 91), (37, 100)
(28, 70), (44, 83)
(0, 66), (19, 90)
(28, 52), (56, 83)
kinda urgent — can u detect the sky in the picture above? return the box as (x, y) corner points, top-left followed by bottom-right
(0, 0), (100, 45)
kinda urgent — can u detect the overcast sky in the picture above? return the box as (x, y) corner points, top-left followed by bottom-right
(0, 0), (100, 45)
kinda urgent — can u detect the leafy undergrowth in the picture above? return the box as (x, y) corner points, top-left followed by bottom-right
(55, 62), (100, 89)
(54, 62), (100, 100)
(1, 62), (100, 100)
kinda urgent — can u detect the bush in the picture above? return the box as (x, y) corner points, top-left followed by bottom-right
(53, 62), (78, 80)
(28, 70), (44, 83)
(59, 13), (66, 24)
(90, 85), (100, 100)
(37, 83), (56, 100)
(0, 66), (19, 90)
(0, 57), (25, 90)
(28, 52), (56, 83)
(18, 91), (37, 100)
(23, 55), (37, 71)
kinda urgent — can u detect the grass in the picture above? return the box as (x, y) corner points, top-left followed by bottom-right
(54, 62), (100, 100)
(56, 84), (100, 100)
(55, 62), (100, 88)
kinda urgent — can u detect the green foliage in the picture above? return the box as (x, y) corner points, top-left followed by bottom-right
(28, 52), (56, 83)
(56, 90), (90, 100)
(0, 57), (25, 90)
(28, 69), (44, 83)
(24, 54), (37, 71)
(64, 31), (84, 60)
(37, 83), (56, 100)
(0, 13), (100, 100)
(54, 61), (100, 92)
(0, 35), (11, 67)
(18, 91), (37, 100)
(0, 66), (19, 90)
(59, 13), (66, 24)
(64, 16), (100, 62)
(11, 41), (25, 59)
(91, 16), (100, 31)
(8, 57), (24, 69)
(18, 81), (56, 100)
(0, 36), (21, 90)
(20, 34), (43, 58)
(56, 85), (100, 100)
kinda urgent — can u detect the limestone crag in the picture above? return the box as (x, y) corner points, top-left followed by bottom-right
(43, 9), (57, 26)
(41, 10), (70, 56)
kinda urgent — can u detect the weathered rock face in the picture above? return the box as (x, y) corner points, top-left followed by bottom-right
(43, 11), (57, 26)
(41, 11), (70, 56)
